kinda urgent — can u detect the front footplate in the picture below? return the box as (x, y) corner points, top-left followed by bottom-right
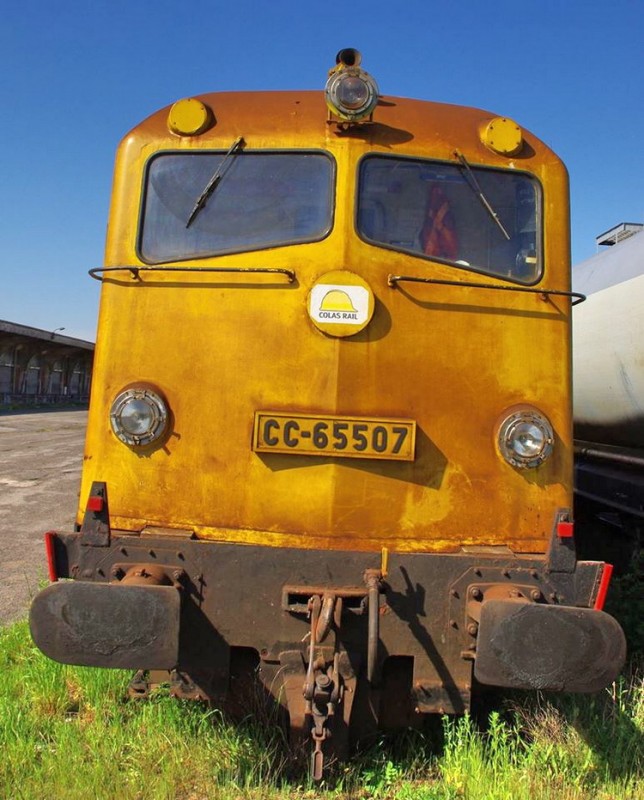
(474, 600), (626, 693)
(29, 581), (181, 670)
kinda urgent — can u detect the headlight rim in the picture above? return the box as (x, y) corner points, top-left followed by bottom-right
(109, 384), (170, 448)
(497, 406), (555, 470)
(325, 69), (379, 121)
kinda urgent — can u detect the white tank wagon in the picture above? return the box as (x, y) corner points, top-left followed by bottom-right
(573, 224), (644, 517)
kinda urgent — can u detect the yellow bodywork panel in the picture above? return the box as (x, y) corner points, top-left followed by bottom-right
(80, 91), (572, 554)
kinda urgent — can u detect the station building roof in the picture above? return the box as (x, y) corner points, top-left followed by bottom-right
(0, 319), (94, 350)
(0, 320), (94, 401)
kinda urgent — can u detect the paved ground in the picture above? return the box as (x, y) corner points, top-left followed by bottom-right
(0, 409), (87, 625)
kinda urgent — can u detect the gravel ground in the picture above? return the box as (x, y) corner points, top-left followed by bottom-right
(0, 409), (87, 625)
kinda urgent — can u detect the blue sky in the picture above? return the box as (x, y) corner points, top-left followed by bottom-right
(1, 0), (642, 341)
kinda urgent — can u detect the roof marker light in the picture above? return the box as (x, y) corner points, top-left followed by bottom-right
(168, 98), (213, 136)
(480, 117), (523, 156)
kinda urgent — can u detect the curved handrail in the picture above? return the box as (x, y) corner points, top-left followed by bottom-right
(387, 274), (586, 305)
(88, 265), (296, 283)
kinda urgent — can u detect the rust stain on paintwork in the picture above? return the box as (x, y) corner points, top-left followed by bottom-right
(80, 91), (572, 554)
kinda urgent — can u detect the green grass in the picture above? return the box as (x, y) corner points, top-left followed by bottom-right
(0, 621), (286, 799)
(1, 619), (641, 799)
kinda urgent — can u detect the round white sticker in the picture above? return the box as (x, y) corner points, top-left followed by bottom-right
(307, 271), (375, 337)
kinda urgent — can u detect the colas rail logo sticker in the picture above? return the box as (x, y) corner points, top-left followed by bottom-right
(308, 270), (374, 337)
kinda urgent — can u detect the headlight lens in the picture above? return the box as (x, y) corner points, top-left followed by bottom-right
(498, 409), (554, 469)
(325, 70), (379, 121)
(110, 387), (169, 447)
(337, 75), (370, 109)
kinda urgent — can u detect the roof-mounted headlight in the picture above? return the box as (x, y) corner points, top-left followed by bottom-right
(497, 407), (554, 469)
(110, 386), (169, 447)
(325, 48), (379, 123)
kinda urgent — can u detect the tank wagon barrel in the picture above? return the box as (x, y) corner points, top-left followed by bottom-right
(573, 224), (644, 517)
(29, 50), (626, 778)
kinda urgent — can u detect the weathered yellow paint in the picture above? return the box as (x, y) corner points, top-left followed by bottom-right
(480, 116), (523, 156)
(80, 91), (572, 555)
(167, 98), (212, 136)
(308, 269), (375, 337)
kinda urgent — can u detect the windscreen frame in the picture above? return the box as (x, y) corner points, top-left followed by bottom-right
(355, 153), (544, 286)
(137, 148), (337, 264)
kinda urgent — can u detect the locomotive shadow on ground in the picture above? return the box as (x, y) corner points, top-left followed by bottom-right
(498, 678), (644, 785)
(255, 425), (448, 490)
(569, 687), (644, 783)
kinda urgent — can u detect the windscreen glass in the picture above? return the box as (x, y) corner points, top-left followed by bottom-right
(140, 151), (334, 262)
(357, 156), (541, 283)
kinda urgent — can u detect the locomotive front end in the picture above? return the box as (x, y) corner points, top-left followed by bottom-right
(31, 51), (625, 777)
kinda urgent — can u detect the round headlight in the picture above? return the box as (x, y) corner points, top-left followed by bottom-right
(325, 70), (379, 121)
(110, 387), (169, 447)
(497, 409), (554, 469)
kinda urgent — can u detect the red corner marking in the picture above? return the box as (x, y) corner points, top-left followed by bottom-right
(594, 563), (614, 611)
(44, 531), (58, 582)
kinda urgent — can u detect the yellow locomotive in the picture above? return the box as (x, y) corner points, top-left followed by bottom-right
(31, 50), (625, 777)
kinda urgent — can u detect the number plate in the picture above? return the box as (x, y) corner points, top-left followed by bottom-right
(253, 412), (416, 461)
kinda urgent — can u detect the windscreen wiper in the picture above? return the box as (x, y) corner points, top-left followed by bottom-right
(454, 150), (511, 241)
(186, 136), (245, 228)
